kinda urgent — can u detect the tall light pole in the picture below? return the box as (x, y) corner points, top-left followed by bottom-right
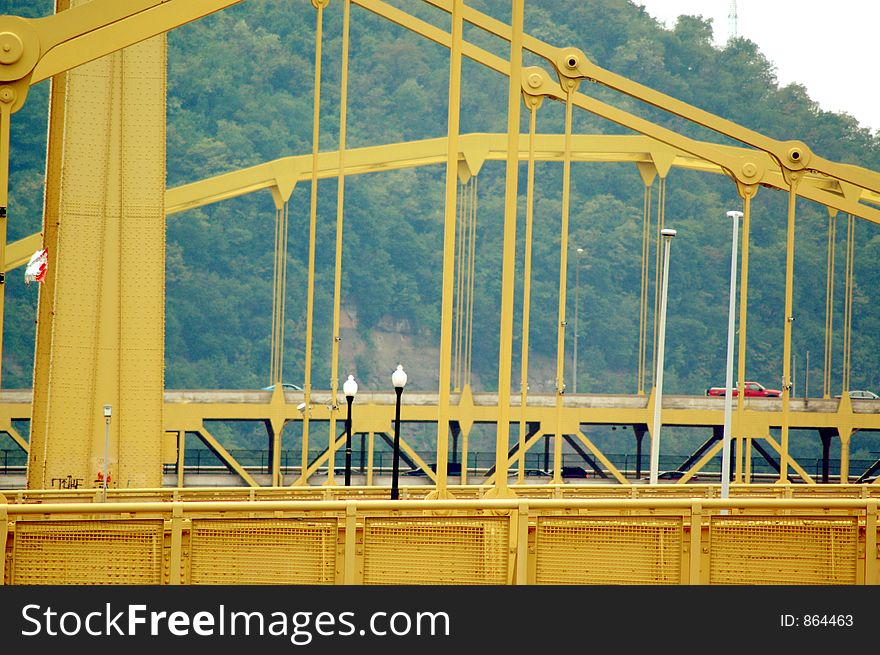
(573, 247), (584, 394)
(391, 364), (407, 500)
(102, 404), (112, 501)
(343, 374), (358, 486)
(722, 211), (742, 500)
(649, 228), (676, 485)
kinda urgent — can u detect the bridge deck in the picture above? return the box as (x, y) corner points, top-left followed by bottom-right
(0, 389), (877, 430)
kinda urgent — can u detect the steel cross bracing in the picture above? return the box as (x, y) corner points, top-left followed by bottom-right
(0, 1), (879, 492)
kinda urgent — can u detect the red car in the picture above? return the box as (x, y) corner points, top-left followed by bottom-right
(706, 381), (781, 397)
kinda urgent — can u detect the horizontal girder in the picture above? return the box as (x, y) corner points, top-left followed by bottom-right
(0, 389), (876, 433)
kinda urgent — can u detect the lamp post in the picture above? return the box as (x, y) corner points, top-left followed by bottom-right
(573, 247), (584, 394)
(343, 374), (358, 486)
(721, 211), (742, 500)
(649, 228), (676, 485)
(102, 404), (112, 501)
(391, 364), (407, 500)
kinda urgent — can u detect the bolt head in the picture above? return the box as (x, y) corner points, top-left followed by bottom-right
(527, 72), (542, 89)
(0, 32), (23, 65)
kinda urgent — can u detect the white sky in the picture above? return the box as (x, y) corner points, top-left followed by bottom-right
(634, 0), (879, 132)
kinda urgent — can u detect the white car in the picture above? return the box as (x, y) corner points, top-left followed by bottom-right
(261, 382), (303, 391)
(835, 390), (880, 400)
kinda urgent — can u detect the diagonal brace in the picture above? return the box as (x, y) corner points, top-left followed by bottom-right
(574, 431), (628, 484)
(196, 425), (259, 488)
(764, 435), (816, 484)
(4, 427), (28, 454)
(483, 426), (544, 485)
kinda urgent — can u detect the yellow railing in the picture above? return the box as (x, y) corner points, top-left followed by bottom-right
(2, 483), (879, 505)
(2, 495), (877, 585)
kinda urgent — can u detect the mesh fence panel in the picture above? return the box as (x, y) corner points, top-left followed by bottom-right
(709, 516), (859, 584)
(536, 516), (683, 584)
(190, 518), (337, 584)
(12, 520), (164, 585)
(363, 516), (509, 584)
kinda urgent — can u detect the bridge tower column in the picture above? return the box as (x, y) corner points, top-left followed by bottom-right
(838, 428), (852, 484)
(633, 424), (647, 479)
(27, 29), (166, 489)
(733, 185), (756, 483)
(819, 428), (835, 484)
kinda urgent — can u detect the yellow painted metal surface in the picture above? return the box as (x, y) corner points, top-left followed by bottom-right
(3, 482), (880, 505)
(28, 28), (166, 490)
(5, 389), (880, 488)
(300, 1), (327, 485)
(11, 519), (164, 585)
(2, 498), (877, 585)
(189, 518), (338, 585)
(1, 1), (880, 597)
(489, 0), (524, 496)
(708, 516), (859, 585)
(362, 516), (509, 584)
(535, 516), (684, 584)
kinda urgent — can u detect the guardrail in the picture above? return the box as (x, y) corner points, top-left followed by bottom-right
(4, 446), (877, 481)
(152, 449), (879, 479)
(3, 482), (880, 505)
(2, 495), (877, 585)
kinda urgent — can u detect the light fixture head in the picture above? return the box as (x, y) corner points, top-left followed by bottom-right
(343, 374), (358, 398)
(660, 228), (677, 238)
(392, 364), (408, 389)
(726, 210), (743, 219)
(103, 404), (112, 418)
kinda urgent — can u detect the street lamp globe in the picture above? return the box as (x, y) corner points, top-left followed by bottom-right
(343, 374), (358, 398)
(392, 364), (408, 389)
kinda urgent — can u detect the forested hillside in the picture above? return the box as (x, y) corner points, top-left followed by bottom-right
(5, 0), (880, 459)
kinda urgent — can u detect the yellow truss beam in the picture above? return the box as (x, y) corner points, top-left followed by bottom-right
(0, 0), (243, 111)
(295, 428), (436, 486)
(482, 427), (544, 486)
(3, 233), (41, 272)
(421, 0), (880, 196)
(196, 424), (259, 488)
(162, 139), (880, 227)
(3, 391), (877, 436)
(7, 131), (879, 272)
(764, 434), (816, 484)
(677, 440), (723, 485)
(4, 426), (27, 453)
(354, 0), (880, 219)
(574, 431), (628, 484)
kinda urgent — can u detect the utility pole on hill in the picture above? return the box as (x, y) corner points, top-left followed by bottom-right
(728, 0), (738, 41)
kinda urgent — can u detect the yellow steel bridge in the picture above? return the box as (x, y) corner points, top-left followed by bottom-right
(1, 0), (879, 585)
